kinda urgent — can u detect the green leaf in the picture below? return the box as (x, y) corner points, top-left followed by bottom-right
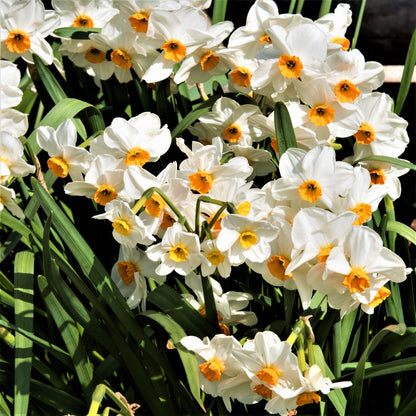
(147, 284), (216, 339)
(354, 155), (416, 171)
(318, 0), (332, 18)
(37, 275), (94, 399)
(274, 101), (297, 157)
(395, 27), (416, 115)
(386, 220), (416, 246)
(340, 309), (358, 361)
(211, 0), (228, 24)
(140, 310), (203, 408)
(14, 251), (35, 416)
(346, 323), (406, 415)
(363, 357), (416, 379)
(351, 0), (367, 50)
(54, 26), (101, 39)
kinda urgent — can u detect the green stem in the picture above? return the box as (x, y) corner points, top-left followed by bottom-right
(286, 319), (305, 346)
(132, 187), (193, 233)
(351, 0), (367, 50)
(288, 0), (297, 14)
(211, 0), (228, 24)
(384, 196), (396, 251)
(306, 337), (315, 366)
(201, 275), (219, 330)
(297, 333), (307, 374)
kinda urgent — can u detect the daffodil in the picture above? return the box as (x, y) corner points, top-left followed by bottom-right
(0, 184), (24, 219)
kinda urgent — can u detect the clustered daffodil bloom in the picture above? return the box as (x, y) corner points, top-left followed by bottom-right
(1, 0), (413, 415)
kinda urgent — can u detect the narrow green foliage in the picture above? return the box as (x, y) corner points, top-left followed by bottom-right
(274, 101), (298, 157)
(351, 0), (367, 49)
(318, 0), (332, 18)
(211, 0), (228, 24)
(14, 251), (35, 416)
(54, 27), (101, 39)
(386, 220), (416, 246)
(201, 275), (219, 330)
(395, 28), (416, 115)
(295, 0), (305, 14)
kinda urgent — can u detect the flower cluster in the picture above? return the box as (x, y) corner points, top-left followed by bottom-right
(0, 0), (413, 414)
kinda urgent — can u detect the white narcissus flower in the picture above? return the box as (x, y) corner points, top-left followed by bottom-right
(271, 146), (354, 211)
(0, 132), (35, 185)
(36, 119), (92, 181)
(64, 155), (125, 206)
(200, 239), (231, 278)
(90, 113), (171, 168)
(0, 0), (60, 65)
(0, 185), (24, 219)
(111, 245), (162, 310)
(146, 222), (203, 276)
(215, 214), (278, 265)
(93, 199), (155, 247)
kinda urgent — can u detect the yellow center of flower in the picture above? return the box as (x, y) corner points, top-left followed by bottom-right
(124, 147), (150, 167)
(369, 168), (386, 185)
(47, 157), (69, 178)
(237, 201), (251, 216)
(253, 384), (273, 400)
(318, 244), (334, 263)
(331, 37), (350, 51)
(112, 218), (132, 236)
(206, 250), (225, 266)
(298, 180), (322, 203)
(270, 137), (279, 153)
(267, 255), (292, 281)
(223, 123), (242, 143)
(354, 123), (375, 145)
(200, 51), (219, 71)
(93, 185), (118, 206)
(278, 55), (303, 79)
(367, 286), (391, 308)
(296, 392), (321, 406)
(229, 67), (251, 87)
(239, 230), (258, 249)
(350, 202), (372, 225)
(144, 193), (166, 218)
(256, 366), (281, 387)
(342, 266), (370, 293)
(85, 47), (106, 64)
(6, 30), (31, 53)
(334, 79), (360, 103)
(189, 171), (213, 194)
(199, 357), (224, 382)
(129, 11), (150, 33)
(259, 33), (272, 44)
(308, 105), (335, 126)
(117, 261), (136, 286)
(111, 49), (132, 70)
(169, 244), (188, 262)
(160, 212), (175, 230)
(161, 39), (186, 62)
(73, 14), (94, 27)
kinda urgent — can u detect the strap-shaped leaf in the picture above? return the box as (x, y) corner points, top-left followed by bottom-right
(355, 155), (416, 171)
(386, 220), (416, 246)
(54, 27), (101, 39)
(274, 101), (297, 157)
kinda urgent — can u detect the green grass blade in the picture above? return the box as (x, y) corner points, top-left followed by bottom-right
(288, 0), (297, 14)
(211, 0), (228, 24)
(274, 101), (297, 157)
(54, 27), (101, 39)
(354, 156), (416, 171)
(14, 251), (35, 416)
(318, 0), (332, 18)
(395, 28), (416, 115)
(295, 0), (305, 14)
(363, 357), (416, 379)
(386, 220), (416, 246)
(346, 323), (406, 415)
(379, 327), (416, 361)
(147, 284), (216, 338)
(351, 0), (367, 50)
(37, 275), (94, 399)
(140, 310), (203, 408)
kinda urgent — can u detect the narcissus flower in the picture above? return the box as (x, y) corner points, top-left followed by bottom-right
(0, 185), (24, 219)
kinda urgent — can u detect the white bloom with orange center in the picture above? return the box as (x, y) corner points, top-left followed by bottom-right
(52, 0), (118, 28)
(36, 119), (92, 181)
(89, 15), (157, 83)
(111, 245), (163, 310)
(174, 20), (234, 86)
(64, 154), (125, 206)
(93, 199), (155, 247)
(315, 226), (408, 317)
(177, 137), (253, 194)
(189, 97), (266, 146)
(251, 23), (328, 98)
(180, 334), (244, 399)
(183, 272), (258, 328)
(350, 92), (409, 161)
(90, 113), (171, 168)
(271, 146), (354, 211)
(0, 184), (24, 219)
(227, 0), (279, 59)
(215, 214), (278, 265)
(0, 0), (60, 65)
(142, 8), (217, 82)
(146, 223), (203, 276)
(0, 132), (35, 185)
(200, 239), (231, 278)
(324, 49), (384, 103)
